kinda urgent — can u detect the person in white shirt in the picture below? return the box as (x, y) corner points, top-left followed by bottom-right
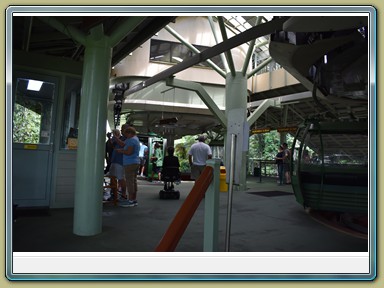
(138, 142), (148, 177)
(188, 135), (212, 180)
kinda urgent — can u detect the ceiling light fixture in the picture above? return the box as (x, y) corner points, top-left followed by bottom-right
(27, 80), (43, 91)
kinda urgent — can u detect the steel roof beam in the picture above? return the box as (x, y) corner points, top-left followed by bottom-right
(37, 16), (87, 46)
(125, 16), (289, 97)
(164, 25), (226, 78)
(217, 16), (236, 77)
(241, 16), (262, 76)
(208, 16), (229, 73)
(166, 78), (227, 127)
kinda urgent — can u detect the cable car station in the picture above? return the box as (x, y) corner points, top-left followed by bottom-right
(7, 6), (375, 278)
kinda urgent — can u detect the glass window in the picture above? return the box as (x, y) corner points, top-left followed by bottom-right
(150, 39), (171, 63)
(252, 53), (282, 74)
(150, 39), (225, 70)
(12, 78), (55, 144)
(171, 43), (192, 63)
(301, 130), (368, 167)
(321, 133), (368, 166)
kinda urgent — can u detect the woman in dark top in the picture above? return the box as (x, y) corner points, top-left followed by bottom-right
(275, 145), (284, 185)
(163, 147), (179, 168)
(162, 146), (180, 190)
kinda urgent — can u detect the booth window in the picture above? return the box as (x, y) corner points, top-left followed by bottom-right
(150, 39), (225, 70)
(12, 77), (55, 145)
(61, 77), (81, 149)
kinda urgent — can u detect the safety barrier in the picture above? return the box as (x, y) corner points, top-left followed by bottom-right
(251, 159), (278, 182)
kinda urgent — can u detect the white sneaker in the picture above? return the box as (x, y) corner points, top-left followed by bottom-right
(119, 200), (138, 207)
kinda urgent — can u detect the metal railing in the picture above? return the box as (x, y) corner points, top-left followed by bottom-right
(250, 159), (279, 182)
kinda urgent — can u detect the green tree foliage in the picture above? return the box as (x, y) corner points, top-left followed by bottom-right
(248, 131), (295, 176)
(248, 131), (295, 160)
(175, 135), (196, 173)
(13, 103), (41, 144)
(248, 130), (281, 160)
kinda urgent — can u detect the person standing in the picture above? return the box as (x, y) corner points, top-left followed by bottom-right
(117, 126), (140, 207)
(138, 142), (149, 177)
(104, 132), (114, 174)
(188, 135), (212, 180)
(282, 142), (292, 184)
(150, 142), (163, 182)
(275, 145), (284, 185)
(302, 149), (311, 164)
(108, 129), (127, 199)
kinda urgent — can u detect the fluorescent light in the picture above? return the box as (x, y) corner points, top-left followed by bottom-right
(132, 120), (143, 126)
(27, 80), (43, 91)
(172, 56), (183, 62)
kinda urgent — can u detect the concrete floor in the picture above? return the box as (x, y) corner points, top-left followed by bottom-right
(12, 176), (368, 253)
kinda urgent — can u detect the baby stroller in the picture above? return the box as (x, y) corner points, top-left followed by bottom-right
(159, 166), (181, 199)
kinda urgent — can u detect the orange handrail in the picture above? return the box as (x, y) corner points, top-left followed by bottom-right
(155, 166), (214, 252)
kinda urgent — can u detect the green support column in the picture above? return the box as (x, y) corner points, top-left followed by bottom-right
(225, 72), (248, 190)
(73, 27), (112, 236)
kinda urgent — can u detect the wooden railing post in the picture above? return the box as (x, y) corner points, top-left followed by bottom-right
(155, 166), (213, 252)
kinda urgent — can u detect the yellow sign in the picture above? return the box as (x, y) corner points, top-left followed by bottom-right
(277, 127), (297, 132)
(24, 144), (38, 150)
(251, 128), (271, 134)
(67, 138), (78, 150)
